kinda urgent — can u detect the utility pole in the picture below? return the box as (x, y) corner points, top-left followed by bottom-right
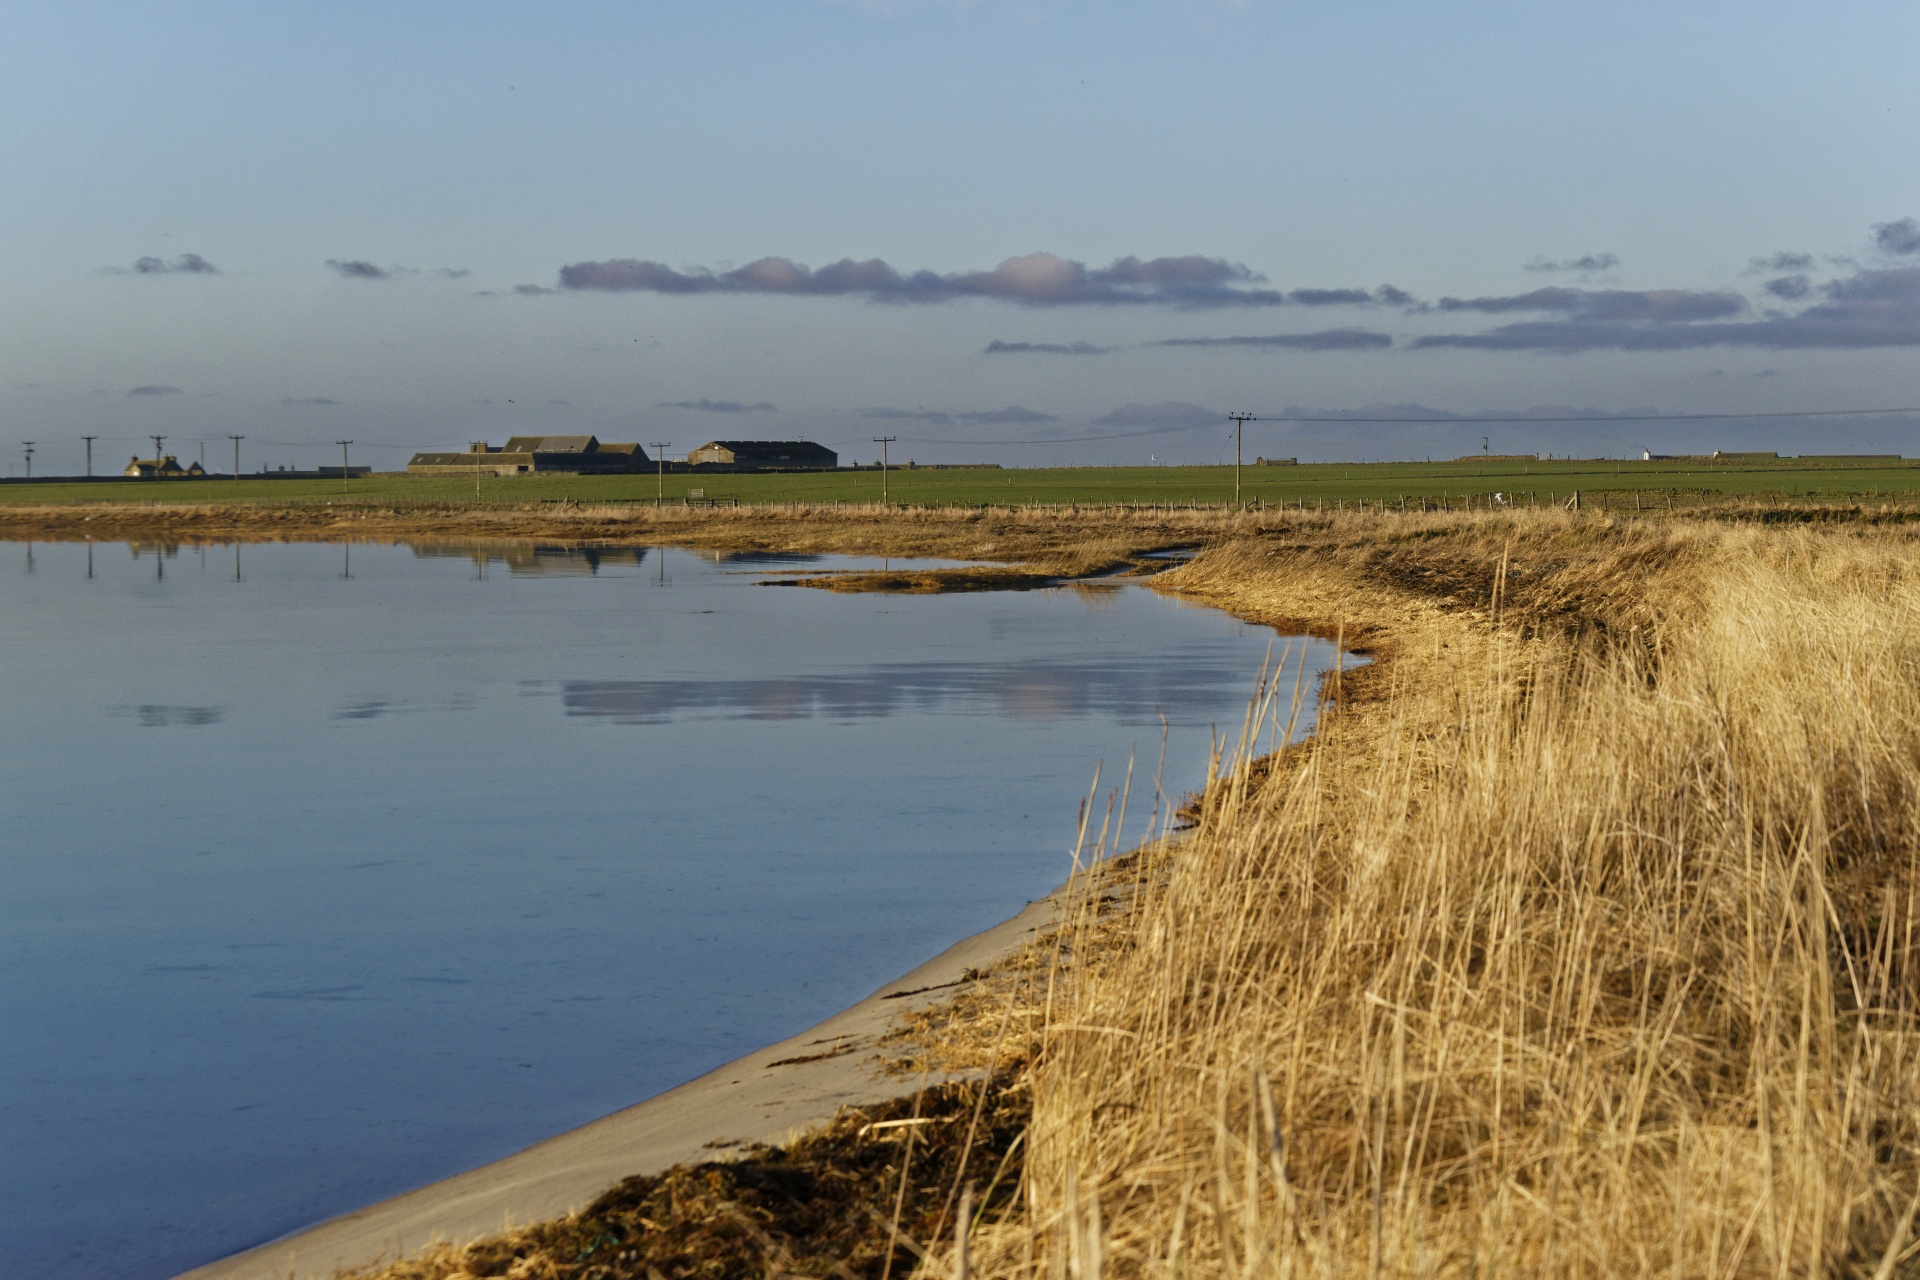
(81, 435), (95, 477)
(335, 440), (353, 494)
(151, 435), (166, 467)
(1482, 435), (1490, 456)
(22, 441), (33, 480)
(228, 435), (243, 481)
(872, 436), (895, 505)
(198, 440), (205, 471)
(1228, 412), (1255, 508)
(650, 443), (670, 507)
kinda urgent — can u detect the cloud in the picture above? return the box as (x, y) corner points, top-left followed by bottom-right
(1764, 275), (1812, 300)
(512, 283), (558, 295)
(1093, 401), (1219, 428)
(983, 340), (1112, 355)
(1415, 264), (1920, 352)
(960, 406), (1058, 425)
(127, 384), (181, 396)
(1279, 285), (1417, 307)
(658, 398), (777, 413)
(104, 253), (220, 276)
(555, 252), (1291, 308)
(1284, 287), (1373, 306)
(1524, 252), (1620, 275)
(1875, 218), (1920, 256)
(1436, 287), (1747, 322)
(858, 405), (1057, 425)
(1746, 251), (1815, 275)
(432, 267), (473, 279)
(1152, 328), (1393, 351)
(326, 259), (391, 280)
(280, 396), (339, 405)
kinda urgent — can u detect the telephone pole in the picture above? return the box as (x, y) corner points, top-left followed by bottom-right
(872, 436), (895, 505)
(81, 435), (96, 477)
(22, 441), (34, 480)
(335, 440), (353, 494)
(1228, 412), (1255, 508)
(150, 435), (166, 466)
(228, 434), (243, 481)
(650, 443), (670, 507)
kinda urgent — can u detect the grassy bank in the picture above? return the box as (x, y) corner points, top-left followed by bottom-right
(192, 506), (1920, 1278)
(987, 516), (1920, 1278)
(6, 453), (1920, 512)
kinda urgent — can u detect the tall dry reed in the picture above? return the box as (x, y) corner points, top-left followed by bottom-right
(973, 521), (1920, 1278)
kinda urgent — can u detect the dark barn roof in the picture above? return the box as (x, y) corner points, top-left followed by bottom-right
(692, 440), (838, 467)
(503, 435), (598, 454)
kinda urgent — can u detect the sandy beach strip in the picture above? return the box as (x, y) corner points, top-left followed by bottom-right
(173, 893), (1059, 1280)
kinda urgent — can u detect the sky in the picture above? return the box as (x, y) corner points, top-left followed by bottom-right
(4, 0), (1919, 471)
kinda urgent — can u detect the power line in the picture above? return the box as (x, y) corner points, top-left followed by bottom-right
(12, 403), (1920, 459)
(880, 404), (1920, 447)
(1228, 412), (1255, 506)
(1241, 406), (1920, 425)
(872, 436), (896, 503)
(649, 442), (670, 507)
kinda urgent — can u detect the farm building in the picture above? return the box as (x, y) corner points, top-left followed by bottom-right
(407, 436), (650, 476)
(685, 440), (838, 469)
(124, 455), (205, 478)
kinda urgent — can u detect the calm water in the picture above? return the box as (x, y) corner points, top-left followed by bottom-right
(0, 540), (1334, 1279)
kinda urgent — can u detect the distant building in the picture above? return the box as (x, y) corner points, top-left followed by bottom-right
(686, 440), (838, 469)
(125, 455), (205, 478)
(406, 435), (651, 476)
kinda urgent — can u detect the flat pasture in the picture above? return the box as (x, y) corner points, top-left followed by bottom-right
(5, 455), (1920, 509)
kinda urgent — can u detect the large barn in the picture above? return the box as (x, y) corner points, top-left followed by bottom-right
(685, 440), (838, 469)
(407, 436), (650, 476)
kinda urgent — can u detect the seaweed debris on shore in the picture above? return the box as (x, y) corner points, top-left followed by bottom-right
(354, 1078), (1027, 1280)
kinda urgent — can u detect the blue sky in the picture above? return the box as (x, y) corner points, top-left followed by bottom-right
(5, 0), (1919, 470)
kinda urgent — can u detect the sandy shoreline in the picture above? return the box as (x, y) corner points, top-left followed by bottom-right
(173, 893), (1061, 1280)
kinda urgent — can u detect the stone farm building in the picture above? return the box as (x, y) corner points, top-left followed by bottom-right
(685, 440), (838, 469)
(124, 455), (206, 478)
(407, 436), (650, 477)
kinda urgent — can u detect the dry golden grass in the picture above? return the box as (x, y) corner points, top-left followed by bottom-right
(959, 513), (1920, 1278)
(334, 508), (1920, 1278)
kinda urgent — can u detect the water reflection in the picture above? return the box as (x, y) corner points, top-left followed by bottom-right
(410, 543), (654, 575)
(111, 704), (227, 727)
(554, 654), (1254, 726)
(688, 549), (826, 567)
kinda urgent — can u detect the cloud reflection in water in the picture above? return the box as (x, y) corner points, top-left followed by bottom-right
(552, 655), (1275, 727)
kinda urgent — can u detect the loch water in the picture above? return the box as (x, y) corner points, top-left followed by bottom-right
(0, 540), (1338, 1279)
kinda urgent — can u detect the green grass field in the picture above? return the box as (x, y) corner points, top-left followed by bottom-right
(6, 456), (1920, 509)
